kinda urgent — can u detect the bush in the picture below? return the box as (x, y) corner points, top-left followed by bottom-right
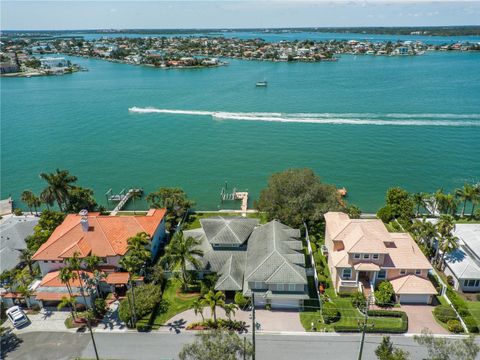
(433, 305), (456, 323)
(464, 316), (479, 333)
(375, 281), (395, 307)
(334, 310), (408, 334)
(13, 208), (23, 216)
(446, 275), (455, 287)
(118, 284), (162, 326)
(377, 206), (394, 223)
(30, 303), (41, 312)
(322, 302), (340, 324)
(447, 319), (464, 333)
(234, 292), (249, 309)
(136, 323), (151, 332)
(310, 242), (317, 253)
(351, 292), (366, 309)
(186, 319), (247, 332)
(94, 298), (107, 316)
(265, 303), (271, 311)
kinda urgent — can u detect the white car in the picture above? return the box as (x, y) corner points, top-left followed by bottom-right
(6, 306), (29, 328)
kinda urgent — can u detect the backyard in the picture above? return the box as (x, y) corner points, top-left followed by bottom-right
(184, 211), (268, 230)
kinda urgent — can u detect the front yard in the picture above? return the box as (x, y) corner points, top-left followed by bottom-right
(137, 279), (200, 330)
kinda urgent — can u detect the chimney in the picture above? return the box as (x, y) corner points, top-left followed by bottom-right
(79, 209), (89, 232)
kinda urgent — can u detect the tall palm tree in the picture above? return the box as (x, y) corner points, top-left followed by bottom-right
(437, 233), (459, 270)
(200, 290), (226, 325)
(119, 254), (142, 326)
(59, 266), (76, 300)
(31, 194), (41, 216)
(39, 169), (77, 211)
(224, 303), (238, 321)
(130, 189), (142, 215)
(192, 298), (205, 321)
(17, 248), (35, 276)
(471, 183), (480, 218)
(455, 184), (475, 218)
(161, 231), (203, 291)
(21, 190), (34, 214)
(413, 192), (428, 217)
(435, 214), (456, 266)
(126, 232), (151, 260)
(57, 296), (77, 320)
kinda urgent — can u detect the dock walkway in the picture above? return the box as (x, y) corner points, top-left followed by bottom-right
(109, 188), (143, 216)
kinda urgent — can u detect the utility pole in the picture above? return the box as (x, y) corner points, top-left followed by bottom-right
(252, 292), (256, 360)
(357, 295), (373, 360)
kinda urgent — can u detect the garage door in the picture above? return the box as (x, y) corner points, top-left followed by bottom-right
(271, 299), (300, 309)
(399, 294), (431, 304)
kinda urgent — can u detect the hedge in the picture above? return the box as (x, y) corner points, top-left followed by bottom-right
(446, 288), (479, 333)
(433, 305), (457, 324)
(334, 310), (408, 334)
(322, 302), (340, 324)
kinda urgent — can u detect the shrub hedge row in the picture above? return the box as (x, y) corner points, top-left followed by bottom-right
(333, 310), (408, 334)
(446, 288), (479, 333)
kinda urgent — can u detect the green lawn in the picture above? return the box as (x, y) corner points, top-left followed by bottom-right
(184, 211), (267, 230)
(467, 300), (480, 328)
(137, 279), (201, 329)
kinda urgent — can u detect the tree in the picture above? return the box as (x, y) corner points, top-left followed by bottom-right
(374, 281), (395, 307)
(200, 290), (226, 325)
(345, 204), (361, 219)
(435, 214), (458, 267)
(224, 303), (238, 321)
(410, 217), (437, 258)
(17, 249), (35, 276)
(256, 168), (342, 229)
(375, 336), (409, 360)
(161, 231), (203, 291)
(25, 210), (65, 252)
(179, 330), (253, 360)
(118, 284), (162, 325)
(39, 169), (78, 211)
(57, 296), (77, 320)
(414, 330), (479, 360)
(470, 183), (480, 218)
(437, 233), (459, 270)
(130, 189), (143, 215)
(192, 298), (204, 321)
(413, 192), (428, 217)
(377, 187), (414, 223)
(146, 187), (195, 230)
(21, 191), (34, 214)
(65, 186), (98, 213)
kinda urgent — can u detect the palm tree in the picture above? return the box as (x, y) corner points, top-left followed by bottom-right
(21, 191), (34, 214)
(224, 303), (238, 321)
(200, 290), (226, 325)
(17, 248), (35, 276)
(435, 214), (456, 266)
(31, 194), (41, 216)
(413, 192), (427, 217)
(437, 233), (459, 270)
(119, 254), (141, 326)
(40, 188), (55, 210)
(471, 183), (480, 218)
(39, 169), (77, 211)
(455, 184), (475, 218)
(192, 298), (205, 321)
(57, 296), (77, 320)
(161, 231), (203, 291)
(130, 189), (142, 215)
(84, 255), (101, 272)
(126, 232), (151, 260)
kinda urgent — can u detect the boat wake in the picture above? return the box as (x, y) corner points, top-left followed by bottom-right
(128, 107), (480, 127)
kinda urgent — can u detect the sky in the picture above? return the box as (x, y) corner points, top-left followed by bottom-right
(1, 1), (480, 30)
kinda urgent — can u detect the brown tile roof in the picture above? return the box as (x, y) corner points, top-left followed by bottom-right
(390, 275), (437, 295)
(35, 292), (80, 301)
(32, 209), (166, 261)
(105, 272), (130, 284)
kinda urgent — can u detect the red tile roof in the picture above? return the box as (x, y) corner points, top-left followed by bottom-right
(40, 270), (93, 288)
(105, 272), (130, 284)
(35, 292), (80, 301)
(32, 209), (166, 261)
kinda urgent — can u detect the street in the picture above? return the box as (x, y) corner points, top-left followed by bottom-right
(3, 331), (470, 360)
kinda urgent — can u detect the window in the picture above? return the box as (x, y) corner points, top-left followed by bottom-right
(342, 268), (352, 280)
(363, 254), (370, 259)
(415, 269), (422, 275)
(400, 269), (406, 275)
(378, 270), (387, 279)
(288, 284), (296, 292)
(254, 282), (263, 289)
(476, 280), (480, 287)
(465, 280), (477, 287)
(372, 254), (379, 260)
(354, 253), (361, 259)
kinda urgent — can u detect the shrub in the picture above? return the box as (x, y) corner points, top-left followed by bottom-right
(118, 284), (162, 326)
(310, 242), (317, 253)
(322, 302), (340, 324)
(351, 292), (367, 309)
(446, 275), (455, 287)
(30, 303), (41, 312)
(136, 323), (151, 332)
(94, 298), (107, 316)
(13, 208), (23, 216)
(318, 274), (329, 288)
(464, 316), (479, 333)
(433, 305), (456, 323)
(375, 281), (395, 307)
(447, 319), (463, 333)
(377, 206), (394, 223)
(234, 292), (249, 309)
(265, 303), (271, 311)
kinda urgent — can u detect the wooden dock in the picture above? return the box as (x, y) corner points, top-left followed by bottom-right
(106, 188), (143, 216)
(234, 192), (249, 216)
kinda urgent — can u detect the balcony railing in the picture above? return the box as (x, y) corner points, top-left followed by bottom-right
(340, 280), (358, 287)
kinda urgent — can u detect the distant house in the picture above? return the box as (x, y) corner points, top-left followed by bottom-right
(32, 209), (167, 276)
(325, 212), (436, 304)
(184, 217), (309, 309)
(39, 57), (68, 69)
(444, 224), (480, 293)
(0, 215), (39, 272)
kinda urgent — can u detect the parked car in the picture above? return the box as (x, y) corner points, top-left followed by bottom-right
(6, 306), (29, 328)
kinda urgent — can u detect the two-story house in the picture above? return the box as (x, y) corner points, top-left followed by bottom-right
(325, 212), (437, 304)
(184, 217), (309, 309)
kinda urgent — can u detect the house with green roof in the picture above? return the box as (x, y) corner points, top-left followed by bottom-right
(184, 216), (309, 309)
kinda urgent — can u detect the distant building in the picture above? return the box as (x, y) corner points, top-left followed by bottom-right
(39, 57), (68, 69)
(0, 62), (19, 74)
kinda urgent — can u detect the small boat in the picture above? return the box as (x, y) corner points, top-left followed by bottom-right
(256, 80), (267, 87)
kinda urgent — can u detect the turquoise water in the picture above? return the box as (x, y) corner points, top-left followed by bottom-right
(1, 51), (480, 212)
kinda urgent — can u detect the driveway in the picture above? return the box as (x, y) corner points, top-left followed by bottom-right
(12, 309), (72, 334)
(96, 300), (127, 332)
(163, 307), (304, 333)
(399, 305), (448, 334)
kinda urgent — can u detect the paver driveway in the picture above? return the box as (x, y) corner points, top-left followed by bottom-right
(400, 305), (448, 334)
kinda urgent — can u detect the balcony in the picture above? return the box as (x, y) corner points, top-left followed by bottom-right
(340, 280), (358, 287)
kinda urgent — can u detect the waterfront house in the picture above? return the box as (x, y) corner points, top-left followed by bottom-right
(32, 209), (167, 276)
(444, 224), (480, 292)
(39, 57), (68, 69)
(324, 212), (436, 304)
(184, 217), (309, 309)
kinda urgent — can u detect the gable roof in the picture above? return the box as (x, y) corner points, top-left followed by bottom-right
(200, 216), (258, 246)
(390, 275), (437, 295)
(445, 247), (480, 279)
(245, 220), (307, 284)
(32, 209), (166, 261)
(215, 255), (244, 291)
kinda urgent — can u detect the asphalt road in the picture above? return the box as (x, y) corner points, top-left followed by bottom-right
(2, 331), (479, 360)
